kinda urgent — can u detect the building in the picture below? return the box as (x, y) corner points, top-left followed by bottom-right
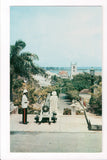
(59, 70), (69, 79)
(70, 63), (77, 79)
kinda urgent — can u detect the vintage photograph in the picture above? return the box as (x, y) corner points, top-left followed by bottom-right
(10, 6), (102, 152)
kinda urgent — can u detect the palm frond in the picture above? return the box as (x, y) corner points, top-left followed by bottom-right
(15, 40), (26, 50)
(21, 52), (39, 61)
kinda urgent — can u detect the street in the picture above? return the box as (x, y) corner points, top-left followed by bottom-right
(10, 131), (102, 152)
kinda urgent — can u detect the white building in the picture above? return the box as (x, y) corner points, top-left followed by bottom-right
(70, 63), (77, 79)
(59, 70), (69, 79)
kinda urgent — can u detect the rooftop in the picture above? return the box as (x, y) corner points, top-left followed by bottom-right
(79, 89), (90, 94)
(59, 70), (68, 75)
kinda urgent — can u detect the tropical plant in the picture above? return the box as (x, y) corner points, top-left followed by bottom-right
(10, 40), (45, 101)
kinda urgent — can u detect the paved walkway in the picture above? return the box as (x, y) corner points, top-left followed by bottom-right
(10, 94), (102, 152)
(10, 94), (102, 132)
(57, 94), (72, 115)
(10, 114), (89, 132)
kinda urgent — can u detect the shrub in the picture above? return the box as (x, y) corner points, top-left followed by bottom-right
(67, 90), (80, 101)
(63, 108), (71, 115)
(89, 83), (102, 115)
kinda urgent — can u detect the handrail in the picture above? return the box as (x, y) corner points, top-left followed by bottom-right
(78, 100), (91, 129)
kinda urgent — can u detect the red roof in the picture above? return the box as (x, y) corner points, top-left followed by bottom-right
(59, 71), (68, 75)
(80, 89), (90, 94)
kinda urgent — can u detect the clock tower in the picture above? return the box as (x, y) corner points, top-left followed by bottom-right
(70, 63), (77, 79)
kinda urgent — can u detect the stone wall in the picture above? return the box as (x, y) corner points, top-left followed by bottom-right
(10, 102), (18, 114)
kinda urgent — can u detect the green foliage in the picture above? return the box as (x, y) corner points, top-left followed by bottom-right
(94, 75), (102, 85)
(89, 83), (102, 115)
(51, 75), (63, 85)
(13, 79), (23, 89)
(62, 79), (74, 93)
(63, 74), (102, 115)
(10, 40), (47, 101)
(51, 76), (74, 93)
(10, 44), (39, 78)
(89, 95), (102, 115)
(63, 108), (71, 115)
(13, 79), (61, 107)
(31, 66), (46, 76)
(71, 73), (92, 91)
(71, 73), (102, 92)
(67, 90), (80, 101)
(51, 73), (100, 94)
(51, 75), (58, 82)
(12, 76), (40, 107)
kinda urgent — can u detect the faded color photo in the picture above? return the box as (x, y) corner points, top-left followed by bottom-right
(10, 6), (102, 152)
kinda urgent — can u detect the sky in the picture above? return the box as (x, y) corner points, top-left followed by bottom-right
(10, 6), (102, 67)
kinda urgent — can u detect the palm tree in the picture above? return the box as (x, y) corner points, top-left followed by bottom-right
(10, 40), (45, 101)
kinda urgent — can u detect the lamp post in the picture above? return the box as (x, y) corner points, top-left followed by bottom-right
(90, 67), (95, 93)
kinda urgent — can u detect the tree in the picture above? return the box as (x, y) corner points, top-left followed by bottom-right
(71, 72), (102, 92)
(66, 90), (80, 101)
(62, 79), (74, 92)
(10, 40), (26, 101)
(10, 40), (45, 101)
(71, 73), (92, 91)
(89, 82), (102, 115)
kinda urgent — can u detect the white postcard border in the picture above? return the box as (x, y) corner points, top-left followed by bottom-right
(0, 0), (107, 159)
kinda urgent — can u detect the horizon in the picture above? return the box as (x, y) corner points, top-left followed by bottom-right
(41, 66), (102, 68)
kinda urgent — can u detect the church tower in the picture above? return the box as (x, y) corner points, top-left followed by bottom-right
(70, 63), (77, 79)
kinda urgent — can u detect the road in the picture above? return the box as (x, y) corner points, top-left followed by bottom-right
(10, 131), (102, 152)
(57, 94), (72, 115)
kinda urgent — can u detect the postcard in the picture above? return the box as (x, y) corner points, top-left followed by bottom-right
(0, 0), (107, 160)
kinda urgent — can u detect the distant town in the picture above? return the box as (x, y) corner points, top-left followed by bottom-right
(42, 66), (102, 77)
(42, 66), (102, 71)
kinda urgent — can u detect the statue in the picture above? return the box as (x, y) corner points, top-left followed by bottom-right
(50, 91), (58, 114)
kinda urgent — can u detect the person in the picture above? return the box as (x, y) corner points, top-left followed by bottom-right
(49, 91), (58, 123)
(21, 89), (29, 124)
